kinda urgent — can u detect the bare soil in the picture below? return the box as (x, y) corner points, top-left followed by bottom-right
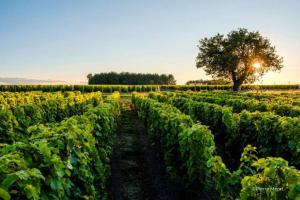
(108, 100), (216, 200)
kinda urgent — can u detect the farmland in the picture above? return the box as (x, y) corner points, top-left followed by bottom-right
(2, 0), (300, 199)
(0, 86), (299, 200)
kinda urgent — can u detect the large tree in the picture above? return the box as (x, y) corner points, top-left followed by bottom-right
(196, 28), (283, 91)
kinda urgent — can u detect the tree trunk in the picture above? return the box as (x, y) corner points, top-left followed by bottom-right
(233, 80), (243, 91)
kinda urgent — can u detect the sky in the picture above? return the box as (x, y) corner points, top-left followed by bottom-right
(0, 0), (299, 84)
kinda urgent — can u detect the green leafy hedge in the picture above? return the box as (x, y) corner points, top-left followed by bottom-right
(177, 92), (300, 117)
(132, 93), (214, 189)
(0, 92), (102, 143)
(0, 84), (298, 93)
(0, 92), (120, 200)
(133, 93), (300, 199)
(150, 93), (300, 167)
(0, 92), (66, 109)
(0, 85), (160, 93)
(161, 84), (299, 91)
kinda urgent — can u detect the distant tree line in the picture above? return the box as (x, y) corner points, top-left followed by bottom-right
(186, 79), (231, 85)
(87, 72), (176, 85)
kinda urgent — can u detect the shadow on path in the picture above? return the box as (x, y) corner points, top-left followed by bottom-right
(108, 100), (214, 200)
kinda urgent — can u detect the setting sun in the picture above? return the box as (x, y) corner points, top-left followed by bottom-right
(253, 62), (261, 69)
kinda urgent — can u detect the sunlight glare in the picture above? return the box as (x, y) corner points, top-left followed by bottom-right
(253, 62), (261, 69)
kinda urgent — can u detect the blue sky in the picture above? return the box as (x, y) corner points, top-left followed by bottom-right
(0, 0), (299, 84)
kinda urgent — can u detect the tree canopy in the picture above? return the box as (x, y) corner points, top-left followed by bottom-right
(87, 72), (176, 85)
(196, 28), (283, 91)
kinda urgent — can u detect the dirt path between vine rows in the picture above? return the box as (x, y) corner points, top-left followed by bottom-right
(108, 99), (214, 200)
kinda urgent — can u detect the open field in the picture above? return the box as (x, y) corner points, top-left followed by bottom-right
(0, 88), (299, 199)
